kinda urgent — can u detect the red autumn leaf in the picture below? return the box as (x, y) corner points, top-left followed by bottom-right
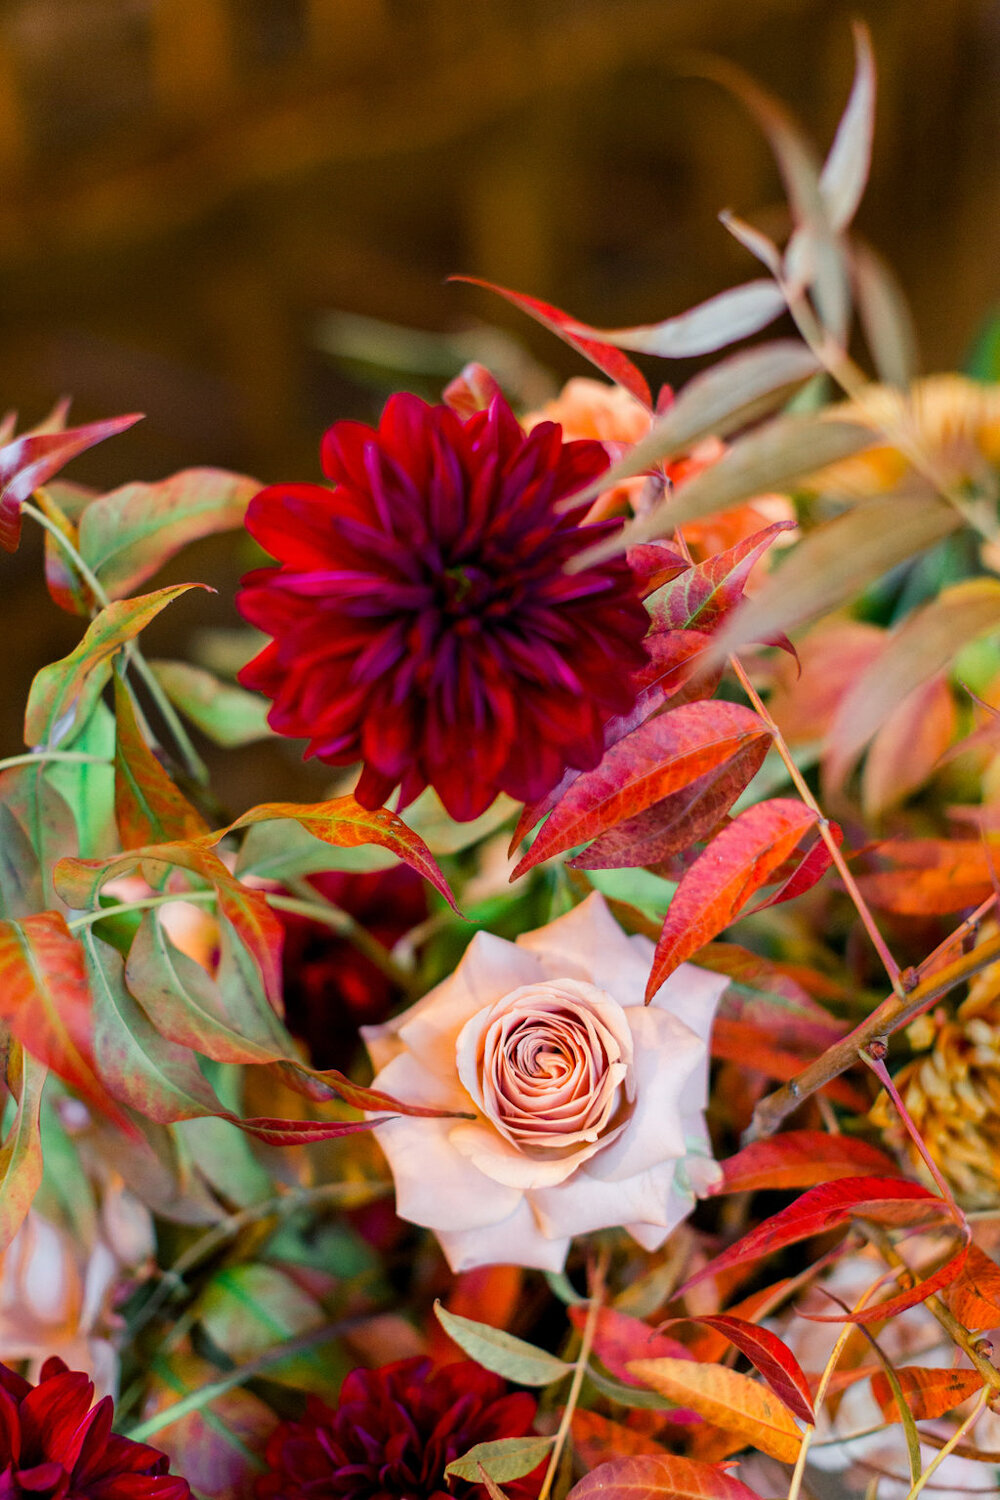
(452, 277), (652, 408)
(513, 702), (771, 878)
(646, 799), (821, 998)
(287, 1062), (472, 1122)
(569, 738), (769, 871)
(628, 544), (691, 597)
(0, 412), (142, 552)
(945, 1244), (1000, 1330)
(743, 821), (841, 915)
(646, 523), (795, 639)
(709, 1020), (868, 1109)
(234, 1114), (405, 1145)
(800, 1240), (969, 1324)
(678, 1178), (946, 1296)
(0, 911), (134, 1133)
(656, 1316), (814, 1424)
(568, 1306), (694, 1387)
(567, 1454), (765, 1500)
(871, 1365), (986, 1422)
(714, 1131), (903, 1194)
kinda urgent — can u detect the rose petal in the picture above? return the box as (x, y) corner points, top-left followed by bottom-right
(397, 932), (543, 1082)
(373, 1117), (522, 1231)
(530, 1157), (680, 1239)
(650, 961), (729, 1113)
(370, 1049), (471, 1115)
(516, 892), (652, 1006)
(585, 1007), (704, 1183)
(435, 1198), (571, 1273)
(447, 1118), (622, 1189)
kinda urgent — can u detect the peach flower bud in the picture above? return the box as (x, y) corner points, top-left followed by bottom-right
(363, 892), (726, 1272)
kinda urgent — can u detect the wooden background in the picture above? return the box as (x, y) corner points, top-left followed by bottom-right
(2, 0), (998, 790)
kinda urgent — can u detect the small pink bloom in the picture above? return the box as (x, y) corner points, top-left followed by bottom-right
(363, 893), (725, 1272)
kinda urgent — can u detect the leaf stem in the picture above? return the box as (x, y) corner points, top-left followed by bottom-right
(861, 1049), (965, 1223)
(66, 888), (218, 931)
(727, 652), (903, 995)
(0, 751), (110, 772)
(538, 1244), (610, 1500)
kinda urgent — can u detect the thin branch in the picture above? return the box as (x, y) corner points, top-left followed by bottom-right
(538, 1244), (610, 1500)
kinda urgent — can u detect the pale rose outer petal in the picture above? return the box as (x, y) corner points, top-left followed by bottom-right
(367, 932), (543, 1080)
(447, 1117), (627, 1189)
(651, 961), (730, 1113)
(436, 1197), (571, 1274)
(372, 1116), (522, 1232)
(584, 1005), (704, 1182)
(515, 892), (652, 1007)
(530, 1157), (679, 1239)
(370, 1049), (471, 1115)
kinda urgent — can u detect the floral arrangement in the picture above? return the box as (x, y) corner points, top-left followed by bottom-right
(4, 23), (1000, 1500)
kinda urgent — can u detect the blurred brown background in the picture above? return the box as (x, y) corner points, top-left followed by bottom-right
(3, 0), (999, 784)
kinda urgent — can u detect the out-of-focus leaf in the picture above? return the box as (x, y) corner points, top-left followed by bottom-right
(818, 22), (877, 231)
(714, 1132), (903, 1194)
(0, 910), (133, 1131)
(25, 585), (209, 749)
(827, 579), (1000, 791)
(446, 1438), (553, 1486)
(566, 1454), (765, 1500)
(583, 1365), (675, 1412)
(646, 800), (820, 997)
(710, 1019), (868, 1109)
(0, 805), (43, 920)
(625, 1358), (802, 1464)
(579, 418), (875, 565)
(564, 342), (820, 515)
(853, 241), (919, 389)
(0, 766), (78, 907)
(855, 838), (997, 916)
(567, 282), (786, 358)
(453, 277), (651, 407)
(800, 1241), (969, 1325)
(35, 488), (94, 617)
(513, 702), (771, 877)
(144, 1352), (277, 1500)
(678, 1178), (945, 1296)
(0, 413), (141, 553)
(83, 929), (224, 1123)
(78, 468), (258, 596)
(742, 821), (839, 915)
(198, 1263), (332, 1392)
(570, 1412), (669, 1468)
(434, 1302), (572, 1386)
(945, 1244), (1000, 1329)
(568, 1306), (693, 1388)
(47, 700), (116, 859)
(148, 660), (273, 747)
(113, 670), (211, 847)
(861, 674), (956, 816)
(569, 739), (769, 871)
(0, 1043), (46, 1253)
(718, 493), (958, 656)
(655, 1316), (814, 1424)
(872, 1366), (986, 1422)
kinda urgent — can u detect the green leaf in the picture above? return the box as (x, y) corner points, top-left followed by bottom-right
(113, 668), (210, 847)
(446, 1437), (554, 1485)
(148, 660), (273, 748)
(25, 585), (210, 748)
(0, 805), (43, 919)
(47, 700), (116, 859)
(433, 1302), (572, 1386)
(0, 766), (78, 908)
(78, 468), (259, 597)
(234, 819), (396, 882)
(197, 1263), (335, 1393)
(583, 1363), (677, 1410)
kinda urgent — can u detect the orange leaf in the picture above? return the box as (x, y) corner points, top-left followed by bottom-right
(113, 670), (210, 847)
(566, 1453), (765, 1500)
(946, 1244), (1000, 1330)
(570, 1411), (668, 1469)
(626, 1359), (802, 1464)
(871, 1366), (986, 1422)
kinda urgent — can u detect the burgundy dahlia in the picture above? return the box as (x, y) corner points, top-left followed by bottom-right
(256, 1357), (542, 1500)
(237, 391), (649, 821)
(0, 1356), (189, 1499)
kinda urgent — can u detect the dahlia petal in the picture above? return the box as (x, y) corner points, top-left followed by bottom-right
(244, 483), (341, 567)
(371, 1117), (522, 1232)
(435, 1197), (570, 1274)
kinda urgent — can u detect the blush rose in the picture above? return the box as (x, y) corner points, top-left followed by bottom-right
(362, 892), (727, 1272)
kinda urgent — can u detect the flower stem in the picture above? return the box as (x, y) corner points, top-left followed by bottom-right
(0, 751), (110, 772)
(727, 653), (903, 996)
(538, 1244), (610, 1500)
(861, 1048), (965, 1224)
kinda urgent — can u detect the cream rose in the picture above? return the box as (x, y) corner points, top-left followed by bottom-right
(362, 892), (727, 1272)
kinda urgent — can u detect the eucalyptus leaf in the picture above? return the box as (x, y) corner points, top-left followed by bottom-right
(434, 1302), (572, 1386)
(446, 1437), (554, 1485)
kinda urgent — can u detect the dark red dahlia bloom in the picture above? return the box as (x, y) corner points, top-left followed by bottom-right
(278, 866), (427, 1071)
(256, 1356), (541, 1500)
(237, 391), (649, 821)
(0, 1357), (189, 1499)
